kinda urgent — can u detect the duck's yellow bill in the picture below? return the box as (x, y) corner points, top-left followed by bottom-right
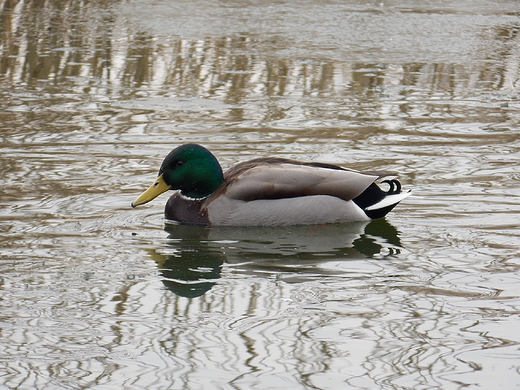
(131, 174), (171, 208)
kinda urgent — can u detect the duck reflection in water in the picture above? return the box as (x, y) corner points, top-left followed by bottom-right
(148, 219), (403, 298)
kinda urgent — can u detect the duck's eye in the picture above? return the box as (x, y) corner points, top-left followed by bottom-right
(175, 160), (184, 168)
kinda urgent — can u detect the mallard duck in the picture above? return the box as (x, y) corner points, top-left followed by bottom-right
(131, 144), (411, 226)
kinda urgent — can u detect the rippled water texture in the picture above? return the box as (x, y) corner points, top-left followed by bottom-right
(1, 0), (520, 388)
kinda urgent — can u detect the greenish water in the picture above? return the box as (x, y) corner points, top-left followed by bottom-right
(1, 0), (520, 389)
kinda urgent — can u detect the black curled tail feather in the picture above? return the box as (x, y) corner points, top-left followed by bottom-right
(353, 179), (404, 219)
(381, 179), (401, 195)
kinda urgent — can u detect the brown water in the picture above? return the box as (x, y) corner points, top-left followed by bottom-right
(1, 0), (520, 389)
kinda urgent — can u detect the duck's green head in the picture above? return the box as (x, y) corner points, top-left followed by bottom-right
(131, 144), (224, 208)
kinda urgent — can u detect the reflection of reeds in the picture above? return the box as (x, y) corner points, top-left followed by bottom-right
(3, 0), (518, 106)
(1, 0), (115, 81)
(0, 0), (329, 96)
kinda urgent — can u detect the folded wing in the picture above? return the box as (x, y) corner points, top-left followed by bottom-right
(221, 161), (380, 202)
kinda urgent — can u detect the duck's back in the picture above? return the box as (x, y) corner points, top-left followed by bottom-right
(217, 158), (379, 202)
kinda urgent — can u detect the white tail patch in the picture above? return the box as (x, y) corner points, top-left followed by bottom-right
(365, 190), (412, 211)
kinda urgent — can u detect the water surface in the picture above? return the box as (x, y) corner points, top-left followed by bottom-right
(1, 0), (520, 389)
